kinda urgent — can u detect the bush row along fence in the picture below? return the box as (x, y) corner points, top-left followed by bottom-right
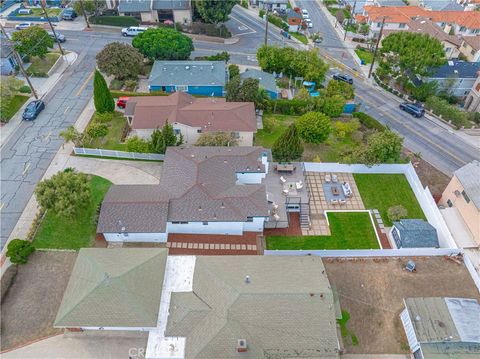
(303, 162), (457, 249)
(265, 248), (461, 257)
(73, 147), (164, 161)
(7, 7), (63, 22)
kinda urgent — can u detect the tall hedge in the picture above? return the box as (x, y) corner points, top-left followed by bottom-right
(272, 124), (303, 162)
(93, 70), (115, 113)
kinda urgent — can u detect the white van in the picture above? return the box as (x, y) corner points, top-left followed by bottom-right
(121, 26), (148, 37)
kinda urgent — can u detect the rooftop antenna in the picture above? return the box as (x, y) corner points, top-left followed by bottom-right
(244, 275), (251, 283)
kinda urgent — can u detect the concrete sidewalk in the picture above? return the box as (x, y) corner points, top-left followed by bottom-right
(0, 52), (78, 148)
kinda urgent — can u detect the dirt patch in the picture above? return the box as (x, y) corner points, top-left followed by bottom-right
(1, 250), (77, 351)
(403, 148), (450, 198)
(323, 256), (480, 354)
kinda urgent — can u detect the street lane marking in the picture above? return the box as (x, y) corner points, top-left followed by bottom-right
(229, 15), (256, 36)
(63, 106), (70, 115)
(22, 162), (31, 175)
(357, 94), (468, 166)
(76, 71), (94, 97)
(0, 202), (4, 211)
(44, 131), (52, 141)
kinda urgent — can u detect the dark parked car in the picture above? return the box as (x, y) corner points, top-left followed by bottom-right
(399, 102), (425, 118)
(48, 31), (66, 42)
(333, 73), (353, 84)
(22, 100), (45, 121)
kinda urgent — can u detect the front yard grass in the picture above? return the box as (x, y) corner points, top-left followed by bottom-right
(0, 95), (29, 123)
(17, 7), (62, 17)
(86, 111), (128, 151)
(353, 173), (426, 226)
(26, 52), (60, 76)
(355, 48), (374, 64)
(266, 212), (379, 250)
(291, 32), (308, 44)
(33, 175), (112, 249)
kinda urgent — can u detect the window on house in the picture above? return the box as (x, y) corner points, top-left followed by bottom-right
(476, 83), (480, 91)
(472, 50), (476, 56)
(246, 217), (254, 222)
(176, 85), (188, 92)
(441, 22), (446, 27)
(174, 129), (181, 135)
(460, 26), (466, 32)
(232, 132), (240, 139)
(399, 23), (406, 28)
(202, 221), (208, 225)
(197, 129), (202, 133)
(462, 190), (471, 203)
(376, 22), (381, 28)
(447, 199), (453, 207)
(463, 42), (468, 48)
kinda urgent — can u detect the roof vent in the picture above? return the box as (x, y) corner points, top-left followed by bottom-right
(454, 70), (458, 74)
(224, 160), (228, 164)
(444, 336), (454, 341)
(211, 65), (214, 70)
(191, 154), (195, 158)
(198, 206), (202, 211)
(244, 275), (250, 283)
(220, 202), (225, 208)
(213, 212), (217, 219)
(237, 339), (247, 352)
(185, 66), (190, 70)
(454, 190), (461, 197)
(415, 315), (422, 321)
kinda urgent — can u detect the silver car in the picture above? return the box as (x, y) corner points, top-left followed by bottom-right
(15, 22), (33, 30)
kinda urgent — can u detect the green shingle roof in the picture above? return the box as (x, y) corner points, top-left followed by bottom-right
(54, 248), (167, 328)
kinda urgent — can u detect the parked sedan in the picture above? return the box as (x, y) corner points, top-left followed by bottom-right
(48, 31), (66, 42)
(305, 18), (313, 28)
(15, 22), (33, 30)
(399, 102), (425, 118)
(333, 73), (353, 85)
(22, 100), (45, 121)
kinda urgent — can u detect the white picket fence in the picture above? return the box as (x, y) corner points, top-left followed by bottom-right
(73, 147), (164, 161)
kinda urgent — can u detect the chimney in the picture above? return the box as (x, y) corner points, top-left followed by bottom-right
(237, 339), (247, 353)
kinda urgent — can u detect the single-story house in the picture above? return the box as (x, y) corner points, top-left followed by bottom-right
(254, 0), (289, 11)
(125, 92), (257, 145)
(286, 8), (302, 33)
(55, 248), (341, 359)
(424, 60), (480, 98)
(400, 297), (480, 359)
(0, 38), (17, 76)
(464, 73), (480, 112)
(460, 36), (480, 62)
(118, 0), (192, 24)
(390, 219), (439, 248)
(240, 68), (279, 99)
(148, 60), (227, 97)
(97, 147), (271, 253)
(440, 160), (480, 245)
(418, 0), (463, 10)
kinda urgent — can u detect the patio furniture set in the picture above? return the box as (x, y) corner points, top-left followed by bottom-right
(325, 173), (353, 205)
(280, 176), (304, 196)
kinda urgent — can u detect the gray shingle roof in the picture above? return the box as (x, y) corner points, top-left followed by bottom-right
(118, 0), (151, 13)
(240, 69), (278, 94)
(152, 0), (190, 10)
(454, 160), (480, 209)
(54, 248), (167, 328)
(166, 256), (339, 358)
(393, 219), (439, 248)
(429, 61), (480, 79)
(149, 61), (227, 87)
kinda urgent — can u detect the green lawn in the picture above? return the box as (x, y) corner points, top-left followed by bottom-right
(26, 52), (60, 76)
(337, 310), (359, 346)
(353, 173), (426, 226)
(0, 95), (29, 123)
(33, 176), (112, 249)
(255, 114), (293, 148)
(17, 7), (62, 17)
(86, 111), (128, 151)
(355, 48), (374, 64)
(291, 32), (308, 44)
(267, 212), (379, 250)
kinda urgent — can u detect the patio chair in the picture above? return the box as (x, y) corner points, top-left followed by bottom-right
(331, 199), (338, 205)
(280, 176), (287, 184)
(282, 189), (289, 195)
(296, 181), (304, 190)
(332, 174), (338, 183)
(273, 214), (281, 221)
(339, 199), (346, 205)
(272, 203), (279, 210)
(325, 174), (331, 183)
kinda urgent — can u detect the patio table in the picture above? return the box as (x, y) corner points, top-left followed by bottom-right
(276, 164), (295, 173)
(331, 186), (340, 196)
(284, 182), (298, 196)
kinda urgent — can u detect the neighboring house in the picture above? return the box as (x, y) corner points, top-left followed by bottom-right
(362, 6), (480, 36)
(460, 35), (480, 62)
(464, 73), (480, 111)
(424, 60), (480, 97)
(125, 92), (257, 145)
(286, 8), (302, 33)
(400, 297), (480, 358)
(97, 147), (270, 252)
(0, 39), (17, 76)
(390, 219), (439, 248)
(148, 60), (227, 97)
(254, 0), (289, 11)
(346, 0), (406, 15)
(440, 160), (480, 245)
(118, 0), (192, 24)
(55, 248), (341, 359)
(419, 0), (463, 11)
(240, 68), (279, 99)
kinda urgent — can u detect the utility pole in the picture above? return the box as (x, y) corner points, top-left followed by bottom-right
(0, 23), (38, 99)
(79, 0), (91, 29)
(343, 0), (357, 41)
(368, 16), (385, 79)
(40, 0), (64, 55)
(264, 9), (269, 46)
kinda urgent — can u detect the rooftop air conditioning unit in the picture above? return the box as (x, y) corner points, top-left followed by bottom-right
(237, 339), (247, 352)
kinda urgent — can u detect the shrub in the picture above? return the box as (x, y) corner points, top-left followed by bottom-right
(334, 119), (360, 139)
(109, 79), (124, 91)
(19, 85), (31, 94)
(267, 14), (288, 31)
(296, 112), (332, 144)
(425, 96), (471, 129)
(124, 79), (137, 91)
(196, 132), (238, 146)
(228, 64), (240, 80)
(110, 90), (168, 98)
(262, 116), (278, 133)
(265, 98), (316, 115)
(352, 112), (386, 131)
(387, 205), (408, 222)
(126, 136), (151, 153)
(89, 16), (139, 27)
(272, 124), (303, 161)
(6, 239), (35, 264)
(241, 0), (248, 8)
(87, 122), (108, 138)
(93, 70), (115, 113)
(185, 22), (231, 38)
(95, 112), (114, 123)
(259, 9), (266, 18)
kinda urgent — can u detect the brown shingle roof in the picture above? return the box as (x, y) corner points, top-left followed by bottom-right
(407, 18), (462, 46)
(127, 92), (257, 133)
(462, 36), (480, 51)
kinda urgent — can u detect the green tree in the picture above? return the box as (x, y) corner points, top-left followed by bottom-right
(272, 124), (303, 162)
(194, 0), (237, 23)
(150, 128), (165, 154)
(380, 32), (446, 77)
(322, 94), (346, 117)
(93, 70), (115, 113)
(410, 81), (438, 102)
(324, 79), (354, 100)
(238, 78), (260, 103)
(35, 170), (91, 218)
(387, 205), (408, 222)
(226, 76), (241, 102)
(126, 136), (151, 153)
(132, 28), (194, 61)
(59, 125), (82, 146)
(11, 26), (54, 59)
(6, 239), (35, 264)
(295, 88), (311, 101)
(96, 42), (144, 80)
(162, 121), (178, 148)
(296, 112), (332, 144)
(354, 130), (403, 165)
(228, 64), (240, 80)
(73, 0), (95, 15)
(196, 132), (238, 146)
